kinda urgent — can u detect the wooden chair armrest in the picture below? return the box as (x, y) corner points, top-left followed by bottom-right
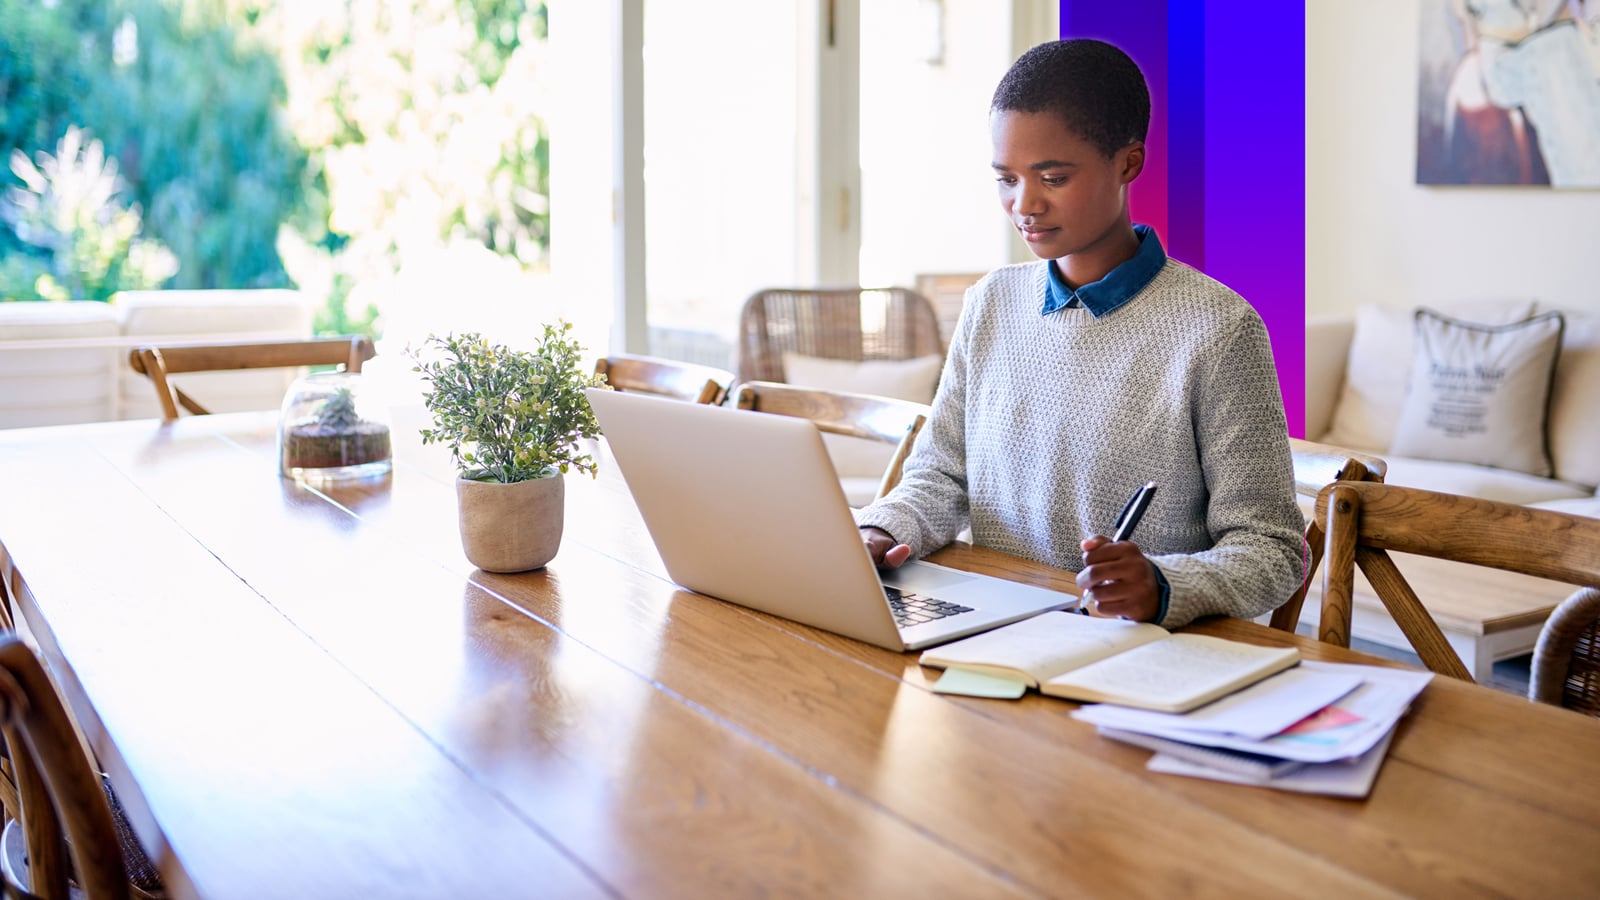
(1288, 437), (1387, 497)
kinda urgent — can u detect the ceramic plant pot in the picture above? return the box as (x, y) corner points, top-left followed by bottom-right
(455, 472), (565, 573)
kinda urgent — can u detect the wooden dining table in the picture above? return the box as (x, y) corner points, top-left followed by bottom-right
(0, 409), (1597, 899)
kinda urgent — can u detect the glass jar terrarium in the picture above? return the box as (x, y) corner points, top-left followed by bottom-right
(277, 371), (393, 483)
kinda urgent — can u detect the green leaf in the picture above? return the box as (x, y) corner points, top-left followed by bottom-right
(406, 322), (607, 483)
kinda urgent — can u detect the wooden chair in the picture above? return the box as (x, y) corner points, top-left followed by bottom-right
(735, 287), (942, 384)
(1315, 481), (1600, 682)
(128, 336), (376, 420)
(0, 635), (137, 899)
(732, 381), (928, 501)
(0, 571), (14, 831)
(1267, 438), (1388, 634)
(913, 272), (984, 353)
(593, 354), (735, 406)
(1530, 587), (1600, 715)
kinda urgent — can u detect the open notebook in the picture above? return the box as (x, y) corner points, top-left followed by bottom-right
(919, 611), (1300, 712)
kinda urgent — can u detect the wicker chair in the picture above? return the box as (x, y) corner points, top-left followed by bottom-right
(1530, 588), (1600, 715)
(735, 287), (942, 384)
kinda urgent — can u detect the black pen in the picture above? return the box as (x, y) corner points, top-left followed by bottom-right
(1078, 482), (1158, 616)
(1111, 481), (1157, 543)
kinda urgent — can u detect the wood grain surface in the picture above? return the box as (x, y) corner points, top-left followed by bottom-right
(0, 412), (1596, 899)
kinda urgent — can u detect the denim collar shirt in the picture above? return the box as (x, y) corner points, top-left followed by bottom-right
(1042, 223), (1167, 318)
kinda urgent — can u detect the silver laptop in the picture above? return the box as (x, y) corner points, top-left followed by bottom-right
(586, 387), (1076, 650)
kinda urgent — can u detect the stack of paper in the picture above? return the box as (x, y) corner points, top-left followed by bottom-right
(1070, 661), (1432, 798)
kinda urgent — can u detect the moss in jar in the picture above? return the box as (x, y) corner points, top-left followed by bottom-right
(281, 387), (392, 469)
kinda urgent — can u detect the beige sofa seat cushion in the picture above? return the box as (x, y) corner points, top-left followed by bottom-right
(1528, 495), (1600, 520)
(1381, 454), (1591, 506)
(0, 301), (119, 428)
(114, 289), (312, 419)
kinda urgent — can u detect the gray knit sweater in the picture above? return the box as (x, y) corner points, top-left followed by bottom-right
(855, 259), (1305, 628)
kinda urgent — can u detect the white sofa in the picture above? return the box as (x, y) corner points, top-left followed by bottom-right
(0, 290), (313, 429)
(1302, 301), (1600, 679)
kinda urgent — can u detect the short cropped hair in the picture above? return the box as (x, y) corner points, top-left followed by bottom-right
(991, 39), (1150, 159)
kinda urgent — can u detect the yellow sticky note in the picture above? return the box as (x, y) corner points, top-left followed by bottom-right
(931, 666), (1028, 699)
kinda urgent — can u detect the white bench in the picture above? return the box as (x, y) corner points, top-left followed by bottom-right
(0, 290), (312, 428)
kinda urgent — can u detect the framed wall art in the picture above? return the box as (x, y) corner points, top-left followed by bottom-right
(1416, 0), (1600, 187)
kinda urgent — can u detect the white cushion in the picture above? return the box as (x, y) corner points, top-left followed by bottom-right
(1321, 300), (1536, 453)
(1304, 316), (1354, 440)
(780, 353), (941, 480)
(114, 289), (310, 337)
(0, 300), (119, 336)
(0, 301), (119, 427)
(1381, 454), (1590, 506)
(780, 352), (942, 403)
(1547, 311), (1600, 488)
(1389, 309), (1563, 477)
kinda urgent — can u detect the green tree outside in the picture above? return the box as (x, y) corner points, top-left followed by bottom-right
(0, 0), (551, 340)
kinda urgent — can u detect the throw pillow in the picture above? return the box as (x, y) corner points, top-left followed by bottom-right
(1389, 308), (1564, 477)
(780, 353), (942, 479)
(1321, 300), (1536, 452)
(780, 352), (942, 404)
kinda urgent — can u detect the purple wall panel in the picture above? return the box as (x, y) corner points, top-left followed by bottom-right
(1055, 2), (1170, 250)
(1201, 5), (1306, 437)
(1058, 2), (1307, 436)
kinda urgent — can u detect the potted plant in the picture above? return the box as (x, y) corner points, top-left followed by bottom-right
(410, 322), (606, 573)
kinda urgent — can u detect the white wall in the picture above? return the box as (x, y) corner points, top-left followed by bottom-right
(859, 0), (1010, 287)
(1306, 0), (1600, 318)
(858, 0), (1057, 288)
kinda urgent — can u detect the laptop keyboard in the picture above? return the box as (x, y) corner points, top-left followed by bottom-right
(883, 585), (975, 628)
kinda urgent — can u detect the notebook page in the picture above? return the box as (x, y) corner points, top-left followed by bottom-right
(1044, 634), (1298, 711)
(919, 612), (1167, 684)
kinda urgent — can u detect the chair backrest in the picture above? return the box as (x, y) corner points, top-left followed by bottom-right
(735, 287), (942, 384)
(0, 635), (129, 900)
(912, 272), (984, 351)
(1267, 438), (1388, 633)
(128, 336), (376, 419)
(732, 381), (928, 502)
(1314, 481), (1600, 682)
(593, 354), (735, 406)
(0, 566), (15, 827)
(1531, 587), (1600, 715)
